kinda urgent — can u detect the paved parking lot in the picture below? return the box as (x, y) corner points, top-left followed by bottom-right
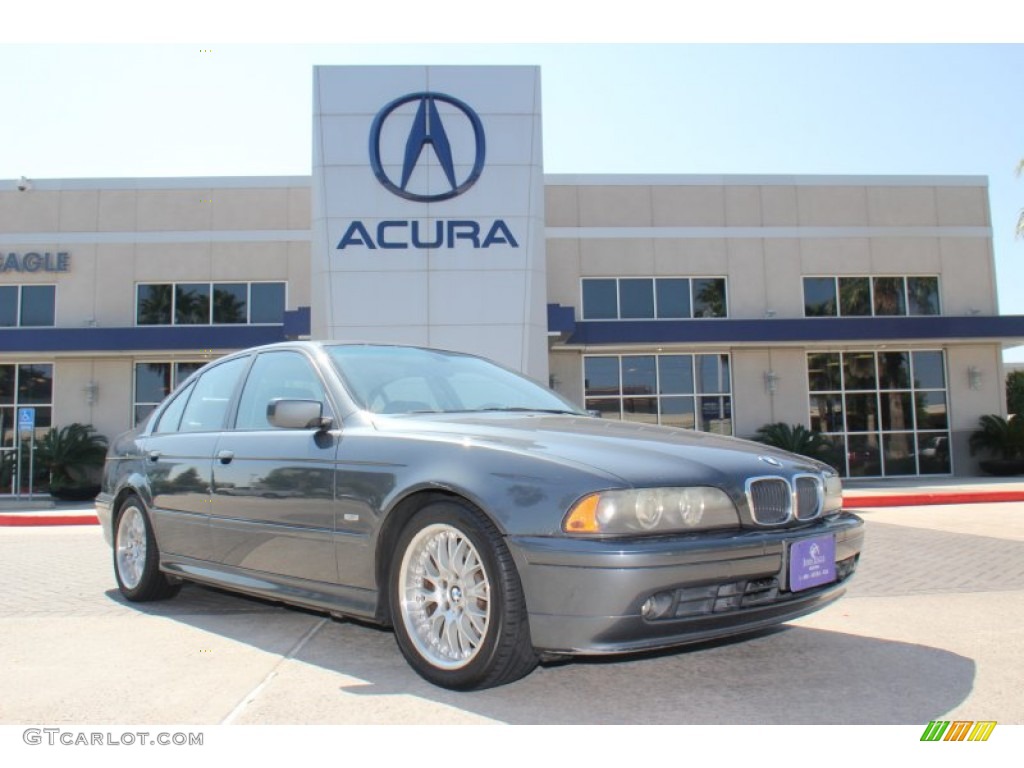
(1, 503), (1022, 725)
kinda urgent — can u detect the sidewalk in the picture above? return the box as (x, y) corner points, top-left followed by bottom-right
(2, 476), (1022, 527)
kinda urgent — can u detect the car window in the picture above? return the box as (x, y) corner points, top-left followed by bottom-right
(235, 351), (331, 430)
(178, 356), (248, 433)
(153, 381), (195, 434)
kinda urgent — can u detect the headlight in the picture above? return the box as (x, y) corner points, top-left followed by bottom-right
(563, 487), (740, 535)
(822, 472), (843, 516)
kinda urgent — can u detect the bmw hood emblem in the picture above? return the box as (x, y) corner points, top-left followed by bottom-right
(758, 455), (783, 467)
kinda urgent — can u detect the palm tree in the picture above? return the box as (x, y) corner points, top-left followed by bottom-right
(212, 286), (247, 323)
(174, 286), (210, 324)
(969, 414), (1024, 460)
(838, 276), (871, 316)
(138, 284), (173, 325)
(753, 423), (832, 460)
(34, 423), (108, 497)
(693, 278), (726, 317)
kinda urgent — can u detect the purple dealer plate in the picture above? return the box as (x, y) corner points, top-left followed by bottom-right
(789, 535), (836, 592)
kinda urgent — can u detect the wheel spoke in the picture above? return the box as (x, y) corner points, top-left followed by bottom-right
(459, 612), (483, 646)
(423, 549), (441, 581)
(452, 537), (469, 573)
(443, 614), (461, 657)
(464, 580), (489, 602)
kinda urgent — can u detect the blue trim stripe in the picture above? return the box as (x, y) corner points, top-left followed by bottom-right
(283, 306), (311, 339)
(547, 303), (576, 336)
(558, 314), (1024, 346)
(0, 309), (311, 353)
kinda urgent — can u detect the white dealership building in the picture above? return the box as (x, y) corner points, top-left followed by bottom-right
(2, 65), (1022, 481)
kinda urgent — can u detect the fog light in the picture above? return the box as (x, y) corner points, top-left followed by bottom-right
(641, 592), (674, 620)
(836, 554), (859, 581)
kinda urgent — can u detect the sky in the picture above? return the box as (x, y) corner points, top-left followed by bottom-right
(1, 17), (1022, 369)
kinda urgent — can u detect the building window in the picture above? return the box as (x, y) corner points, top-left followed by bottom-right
(249, 283), (287, 324)
(175, 284), (211, 325)
(807, 350), (950, 478)
(802, 276), (940, 317)
(136, 282), (286, 326)
(581, 278), (728, 320)
(584, 353), (732, 434)
(1, 363), (54, 490)
(133, 361), (207, 424)
(0, 285), (56, 327)
(907, 276), (941, 315)
(213, 283), (247, 324)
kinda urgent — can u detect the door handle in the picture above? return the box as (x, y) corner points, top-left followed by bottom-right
(147, 450), (161, 462)
(217, 450), (234, 464)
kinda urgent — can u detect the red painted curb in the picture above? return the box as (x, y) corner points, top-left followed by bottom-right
(0, 515), (100, 527)
(844, 491), (1024, 508)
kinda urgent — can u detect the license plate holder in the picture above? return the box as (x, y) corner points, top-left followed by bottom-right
(788, 534), (836, 592)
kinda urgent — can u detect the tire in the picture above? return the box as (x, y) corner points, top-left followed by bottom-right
(390, 500), (538, 690)
(113, 495), (181, 602)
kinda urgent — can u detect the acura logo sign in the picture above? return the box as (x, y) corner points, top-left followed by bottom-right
(368, 92), (486, 203)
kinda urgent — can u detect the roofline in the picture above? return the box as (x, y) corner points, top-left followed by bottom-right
(544, 174), (990, 187)
(11, 177), (312, 191)
(10, 173), (989, 192)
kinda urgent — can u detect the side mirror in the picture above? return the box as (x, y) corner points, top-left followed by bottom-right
(267, 399), (333, 431)
(587, 409), (603, 419)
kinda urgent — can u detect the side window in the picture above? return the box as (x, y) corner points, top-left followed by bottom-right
(178, 357), (248, 433)
(235, 351), (331, 430)
(153, 381), (195, 434)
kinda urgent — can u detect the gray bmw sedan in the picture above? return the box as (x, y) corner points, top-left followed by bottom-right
(97, 342), (864, 690)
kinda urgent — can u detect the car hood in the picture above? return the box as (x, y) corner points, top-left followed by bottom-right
(370, 413), (831, 488)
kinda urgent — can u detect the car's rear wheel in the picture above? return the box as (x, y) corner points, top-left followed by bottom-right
(390, 500), (537, 690)
(114, 495), (180, 602)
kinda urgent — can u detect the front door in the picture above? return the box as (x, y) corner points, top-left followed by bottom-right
(209, 350), (339, 584)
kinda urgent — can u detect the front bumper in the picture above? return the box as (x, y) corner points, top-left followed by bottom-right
(508, 512), (863, 655)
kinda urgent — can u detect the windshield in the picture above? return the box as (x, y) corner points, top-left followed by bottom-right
(327, 345), (584, 416)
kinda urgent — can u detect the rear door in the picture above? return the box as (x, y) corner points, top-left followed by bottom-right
(144, 356), (249, 561)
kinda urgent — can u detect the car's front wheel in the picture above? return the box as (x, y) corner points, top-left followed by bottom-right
(390, 500), (537, 690)
(113, 495), (180, 602)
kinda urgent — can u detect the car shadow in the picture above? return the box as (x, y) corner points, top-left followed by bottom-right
(105, 584), (975, 725)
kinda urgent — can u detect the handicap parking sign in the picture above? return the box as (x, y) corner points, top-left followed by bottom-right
(18, 407), (35, 435)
